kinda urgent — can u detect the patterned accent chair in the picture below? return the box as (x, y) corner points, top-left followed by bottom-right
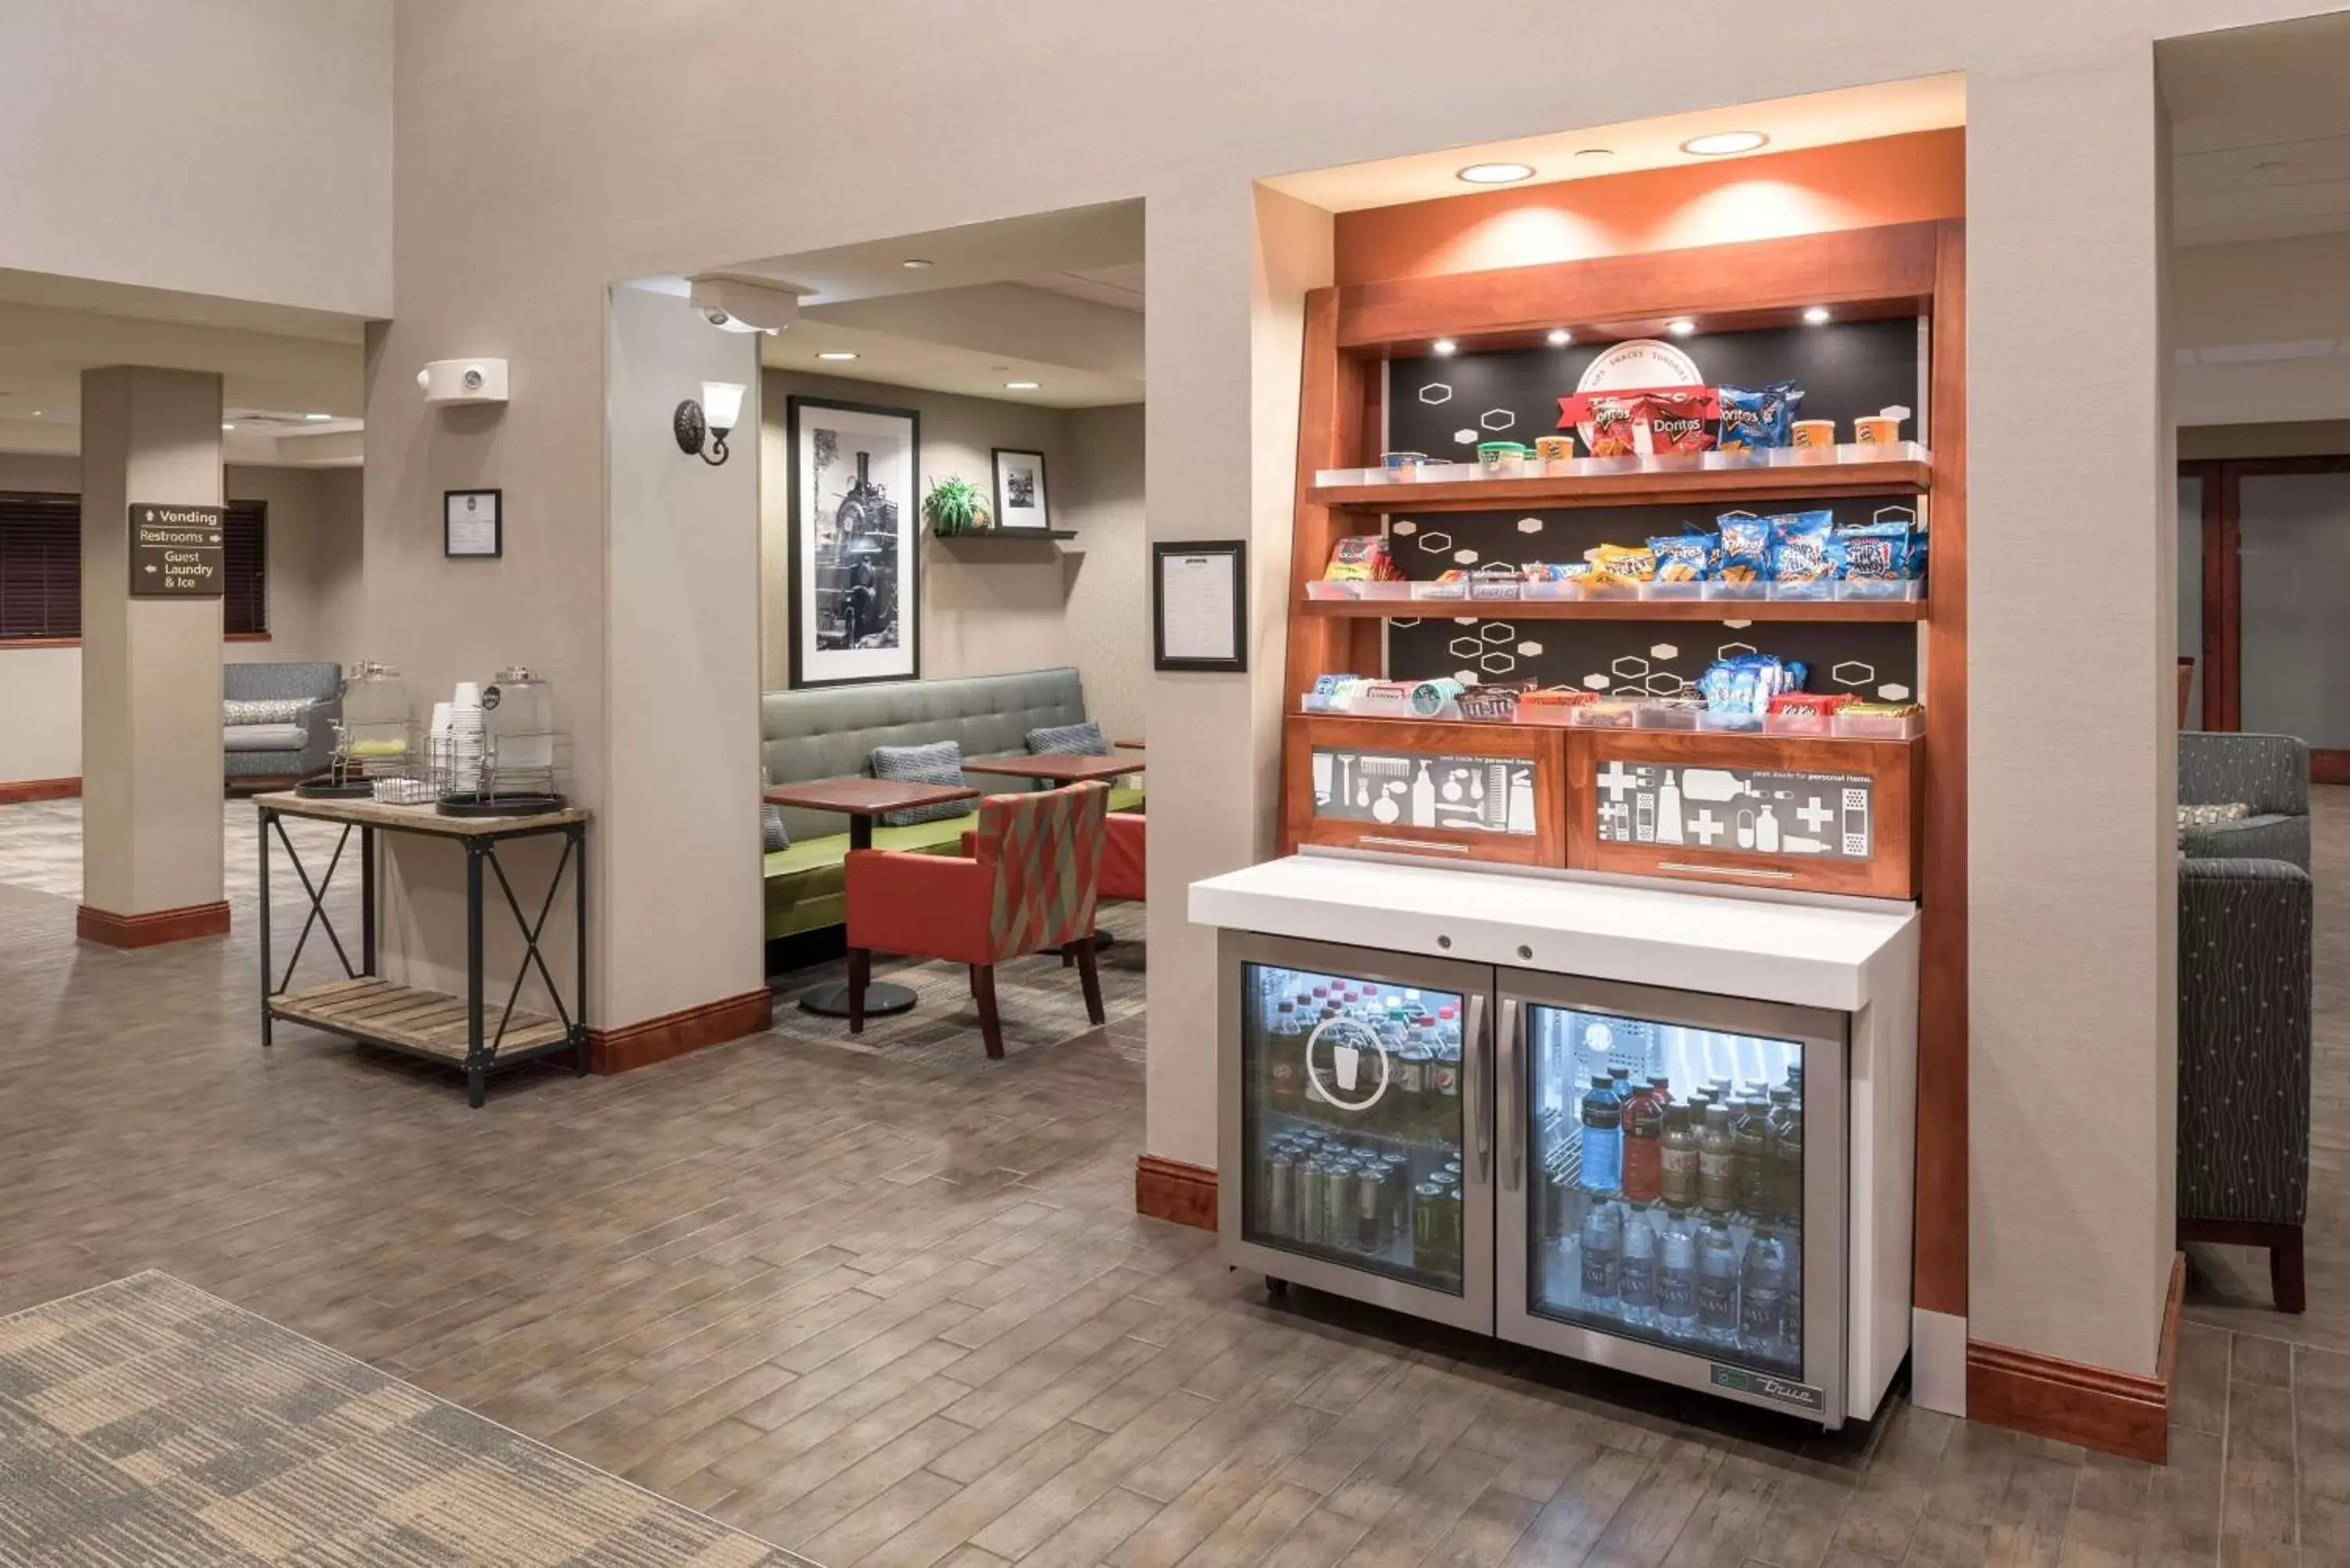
(844, 782), (1108, 1058)
(2177, 855), (2313, 1312)
(2178, 732), (2310, 869)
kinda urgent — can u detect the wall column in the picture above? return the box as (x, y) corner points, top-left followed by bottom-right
(78, 365), (230, 947)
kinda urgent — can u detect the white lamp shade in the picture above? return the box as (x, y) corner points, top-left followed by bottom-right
(701, 381), (746, 432)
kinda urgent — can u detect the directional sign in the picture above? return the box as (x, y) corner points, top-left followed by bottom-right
(129, 504), (224, 598)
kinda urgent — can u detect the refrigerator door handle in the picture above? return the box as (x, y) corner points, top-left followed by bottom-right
(1465, 992), (1490, 1182)
(1499, 997), (1524, 1192)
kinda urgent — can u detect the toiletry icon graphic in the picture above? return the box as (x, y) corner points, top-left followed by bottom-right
(1655, 772), (1684, 844)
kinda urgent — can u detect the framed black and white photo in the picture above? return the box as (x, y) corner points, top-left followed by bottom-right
(443, 489), (501, 558)
(787, 396), (920, 688)
(1153, 539), (1248, 672)
(991, 447), (1051, 532)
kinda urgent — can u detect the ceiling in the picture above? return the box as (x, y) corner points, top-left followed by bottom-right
(2165, 13), (2350, 247)
(1260, 75), (1967, 214)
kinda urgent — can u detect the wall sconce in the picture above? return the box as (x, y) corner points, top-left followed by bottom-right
(674, 381), (746, 466)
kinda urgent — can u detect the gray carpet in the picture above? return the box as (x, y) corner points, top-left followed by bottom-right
(0, 1272), (816, 1566)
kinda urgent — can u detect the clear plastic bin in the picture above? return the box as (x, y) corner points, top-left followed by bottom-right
(1305, 580), (1359, 601)
(1834, 579), (1925, 602)
(1833, 710), (1926, 741)
(1357, 580), (1414, 601)
(1409, 582), (1469, 602)
(1634, 704), (1701, 731)
(1695, 711), (1770, 734)
(1704, 580), (1770, 601)
(1640, 580), (1705, 601)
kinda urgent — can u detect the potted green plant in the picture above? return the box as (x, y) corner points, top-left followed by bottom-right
(922, 475), (992, 537)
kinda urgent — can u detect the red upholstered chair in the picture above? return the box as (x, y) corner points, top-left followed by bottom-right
(845, 781), (1108, 1058)
(1100, 812), (1146, 902)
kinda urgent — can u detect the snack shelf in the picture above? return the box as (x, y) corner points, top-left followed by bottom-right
(1300, 700), (1924, 743)
(1309, 443), (1932, 513)
(1299, 594), (1925, 623)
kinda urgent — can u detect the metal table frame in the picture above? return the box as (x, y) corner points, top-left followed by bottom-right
(257, 797), (589, 1107)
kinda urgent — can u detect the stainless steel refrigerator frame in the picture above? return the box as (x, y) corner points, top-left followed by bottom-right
(1217, 930), (1496, 1335)
(1495, 970), (1850, 1426)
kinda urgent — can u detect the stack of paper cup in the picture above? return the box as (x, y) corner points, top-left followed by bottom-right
(447, 684), (486, 793)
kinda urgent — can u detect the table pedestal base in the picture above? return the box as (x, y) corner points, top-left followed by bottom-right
(800, 980), (919, 1019)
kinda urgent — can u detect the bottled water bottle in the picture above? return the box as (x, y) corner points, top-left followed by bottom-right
(1781, 1230), (1803, 1364)
(1657, 1207), (1699, 1342)
(1740, 1227), (1789, 1362)
(1618, 1205), (1658, 1328)
(1580, 1075), (1622, 1194)
(1697, 1217), (1741, 1349)
(1578, 1197), (1622, 1318)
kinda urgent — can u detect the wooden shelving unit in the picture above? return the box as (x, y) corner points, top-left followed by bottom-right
(1307, 455), (1931, 513)
(1299, 595), (1926, 623)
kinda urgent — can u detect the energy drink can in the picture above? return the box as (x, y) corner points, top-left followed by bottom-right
(1264, 1151), (1297, 1240)
(1297, 1162), (1329, 1248)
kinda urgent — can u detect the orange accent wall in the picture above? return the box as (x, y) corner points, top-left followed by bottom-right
(1334, 128), (1965, 286)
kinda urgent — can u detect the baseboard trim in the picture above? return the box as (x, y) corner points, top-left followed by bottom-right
(1136, 1154), (1217, 1231)
(0, 776), (80, 804)
(586, 988), (773, 1075)
(76, 900), (231, 948)
(1965, 1253), (2185, 1464)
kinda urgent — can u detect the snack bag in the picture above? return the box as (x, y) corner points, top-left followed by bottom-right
(1325, 534), (1398, 581)
(1717, 512), (1770, 583)
(1831, 515), (1918, 581)
(1716, 381), (1802, 450)
(1640, 389), (1715, 454)
(1585, 396), (1640, 457)
(1586, 543), (1658, 581)
(1769, 692), (1853, 717)
(1648, 533), (1718, 583)
(1768, 510), (1837, 586)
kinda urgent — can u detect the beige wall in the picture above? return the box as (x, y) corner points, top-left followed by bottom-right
(368, 0), (2346, 1378)
(2175, 232), (2350, 427)
(0, 457), (363, 783)
(757, 370), (1148, 739)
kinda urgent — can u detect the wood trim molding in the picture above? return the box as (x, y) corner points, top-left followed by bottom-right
(76, 900), (231, 948)
(1965, 1255), (2185, 1464)
(1136, 1154), (1217, 1231)
(0, 776), (80, 804)
(2312, 749), (2350, 786)
(0, 637), (81, 651)
(223, 630), (274, 643)
(585, 988), (773, 1075)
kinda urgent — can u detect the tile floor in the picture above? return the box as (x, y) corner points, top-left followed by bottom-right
(0, 792), (2342, 1566)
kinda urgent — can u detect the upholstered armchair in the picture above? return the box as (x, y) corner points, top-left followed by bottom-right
(2177, 855), (2313, 1312)
(2178, 732), (2310, 869)
(1101, 812), (1146, 903)
(845, 781), (1108, 1057)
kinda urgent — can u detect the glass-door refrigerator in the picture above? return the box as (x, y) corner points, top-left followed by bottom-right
(1216, 932), (1495, 1332)
(1496, 974), (1849, 1424)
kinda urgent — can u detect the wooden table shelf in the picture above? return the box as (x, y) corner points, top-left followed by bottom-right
(1299, 595), (1926, 623)
(270, 977), (573, 1064)
(1307, 455), (1932, 513)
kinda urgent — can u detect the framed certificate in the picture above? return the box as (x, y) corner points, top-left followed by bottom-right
(1153, 539), (1247, 672)
(444, 489), (502, 558)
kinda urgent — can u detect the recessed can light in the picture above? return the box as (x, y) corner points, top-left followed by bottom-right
(1666, 319), (1696, 338)
(816, 351), (859, 360)
(304, 412), (333, 421)
(1456, 162), (1535, 185)
(901, 258), (935, 269)
(1004, 381), (1040, 390)
(1573, 147), (1614, 159)
(1802, 306), (1831, 326)
(1432, 338), (1459, 357)
(1680, 131), (1769, 157)
(222, 422), (235, 431)
(1546, 329), (1573, 347)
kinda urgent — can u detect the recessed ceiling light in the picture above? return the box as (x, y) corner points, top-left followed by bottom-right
(1546, 329), (1572, 347)
(1680, 131), (1769, 157)
(1004, 381), (1040, 390)
(1802, 306), (1831, 326)
(1456, 162), (1535, 185)
(303, 412), (332, 421)
(816, 351), (859, 361)
(1666, 319), (1696, 338)
(1574, 147), (1614, 159)
(222, 422), (235, 431)
(901, 258), (934, 269)
(1432, 338), (1459, 357)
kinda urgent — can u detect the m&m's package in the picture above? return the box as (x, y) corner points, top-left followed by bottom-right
(1716, 381), (1802, 450)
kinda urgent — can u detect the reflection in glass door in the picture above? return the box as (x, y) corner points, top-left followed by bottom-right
(1523, 1006), (1808, 1375)
(1239, 959), (1470, 1295)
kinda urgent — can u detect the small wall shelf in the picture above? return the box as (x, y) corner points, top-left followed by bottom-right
(1298, 595), (1925, 623)
(1309, 446), (1931, 513)
(936, 529), (1079, 542)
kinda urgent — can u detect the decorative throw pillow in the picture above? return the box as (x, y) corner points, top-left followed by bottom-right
(1026, 720), (1110, 757)
(2178, 800), (2251, 830)
(224, 697), (312, 728)
(760, 762), (790, 853)
(870, 740), (972, 826)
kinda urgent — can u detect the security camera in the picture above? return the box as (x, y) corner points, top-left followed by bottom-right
(689, 276), (801, 335)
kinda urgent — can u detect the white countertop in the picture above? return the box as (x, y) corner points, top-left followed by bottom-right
(1188, 855), (1916, 1013)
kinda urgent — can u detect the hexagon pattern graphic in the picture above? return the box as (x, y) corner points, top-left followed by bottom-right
(1878, 683), (1912, 701)
(1480, 623), (1514, 644)
(1612, 655), (1651, 679)
(1390, 617), (1422, 629)
(1454, 669), (1480, 685)
(1831, 660), (1876, 688)
(1723, 619), (1754, 630)
(1452, 548), (1480, 565)
(1479, 651), (1517, 675)
(1516, 641), (1543, 656)
(1582, 674), (1611, 691)
(1392, 519), (1418, 536)
(1452, 616), (1477, 626)
(1449, 636), (1484, 660)
(1415, 531), (1454, 555)
(1717, 641), (1757, 661)
(1517, 517), (1544, 534)
(1649, 643), (1679, 660)
(1452, 428), (1477, 445)
(1418, 383), (1453, 405)
(1479, 408), (1517, 432)
(1644, 671), (1688, 697)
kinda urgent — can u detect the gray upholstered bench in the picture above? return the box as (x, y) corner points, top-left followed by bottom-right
(224, 661), (342, 785)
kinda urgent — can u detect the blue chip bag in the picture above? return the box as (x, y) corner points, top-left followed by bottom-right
(1769, 510), (1837, 586)
(1716, 381), (1802, 450)
(1832, 516), (1918, 581)
(1717, 512), (1770, 584)
(1648, 532), (1718, 583)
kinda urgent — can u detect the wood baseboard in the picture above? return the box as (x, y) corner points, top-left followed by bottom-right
(1965, 1253), (2185, 1463)
(76, 900), (230, 948)
(586, 988), (773, 1075)
(0, 776), (80, 804)
(1136, 1154), (1217, 1231)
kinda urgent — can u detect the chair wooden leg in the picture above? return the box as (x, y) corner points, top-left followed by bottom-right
(847, 947), (870, 1034)
(968, 964), (978, 996)
(2273, 1226), (2307, 1314)
(973, 963), (1004, 1059)
(1073, 935), (1106, 1026)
